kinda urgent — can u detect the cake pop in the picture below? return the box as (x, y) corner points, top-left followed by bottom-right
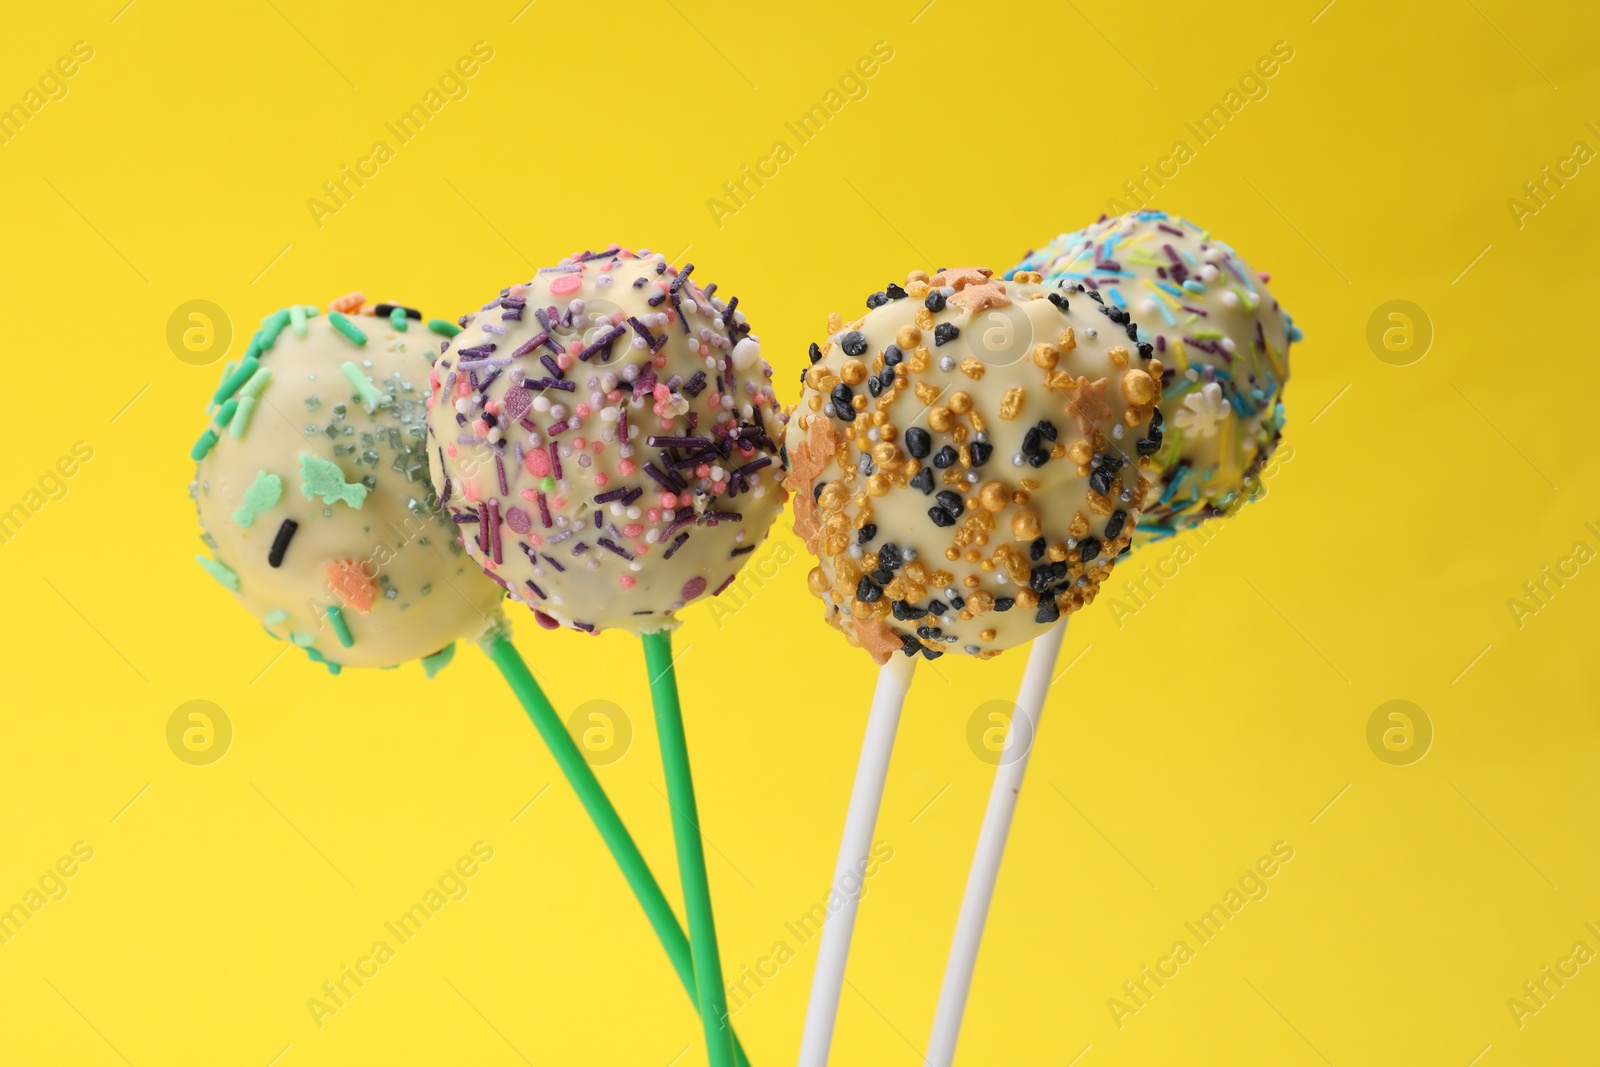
(424, 246), (788, 634)
(192, 295), (504, 673)
(785, 267), (1162, 663)
(1009, 210), (1299, 541)
(926, 215), (1302, 1065)
(791, 266), (1163, 1065)
(426, 246), (786, 1067)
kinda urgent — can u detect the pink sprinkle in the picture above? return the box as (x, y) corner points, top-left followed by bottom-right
(456, 380), (471, 397)
(712, 480), (726, 495)
(557, 352), (574, 371)
(660, 493), (677, 508)
(473, 419), (489, 436)
(549, 273), (583, 296)
(593, 472), (609, 487)
(619, 575), (636, 589)
(510, 284), (528, 296)
(624, 523), (644, 537)
(646, 508), (661, 522)
(590, 440), (604, 455)
(505, 506), (532, 534)
(708, 392), (721, 408)
(447, 443), (459, 457)
(551, 495), (567, 509)
(681, 576), (706, 600)
(520, 488), (537, 502)
(619, 459), (636, 475)
(695, 464), (710, 478)
(573, 436), (587, 449)
(576, 403), (591, 418)
(525, 450), (552, 477)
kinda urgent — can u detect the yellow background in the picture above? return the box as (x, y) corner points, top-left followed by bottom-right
(1, 0), (1596, 1063)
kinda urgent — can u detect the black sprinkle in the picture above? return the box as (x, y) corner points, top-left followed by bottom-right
(934, 322), (960, 346)
(925, 291), (947, 312)
(910, 467), (935, 494)
(841, 331), (868, 357)
(268, 519), (298, 568)
(932, 445), (957, 469)
(904, 427), (931, 459)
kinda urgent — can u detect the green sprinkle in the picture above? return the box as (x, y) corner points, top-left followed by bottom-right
(233, 470), (283, 527)
(240, 366), (273, 398)
(290, 631), (315, 647)
(304, 645), (342, 674)
(428, 319), (461, 337)
(339, 360), (385, 413)
(191, 426), (220, 460)
(390, 307), (409, 331)
(538, 475), (557, 493)
(328, 311), (368, 347)
(326, 604), (355, 648)
(213, 396), (239, 430)
(265, 609), (289, 625)
(260, 308), (291, 350)
(211, 355), (260, 405)
(289, 304), (309, 338)
(196, 555), (240, 591)
(1191, 328), (1224, 340)
(229, 396), (257, 439)
(299, 453), (367, 508)
(421, 642), (456, 679)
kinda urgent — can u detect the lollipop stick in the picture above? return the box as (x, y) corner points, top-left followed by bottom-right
(925, 619), (1067, 1066)
(798, 652), (918, 1067)
(484, 632), (751, 1067)
(642, 629), (736, 1067)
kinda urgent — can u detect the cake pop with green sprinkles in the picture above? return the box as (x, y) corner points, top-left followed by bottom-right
(191, 293), (505, 674)
(1010, 211), (1298, 542)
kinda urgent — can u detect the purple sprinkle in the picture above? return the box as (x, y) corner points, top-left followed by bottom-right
(457, 344), (498, 359)
(548, 441), (562, 480)
(495, 455), (509, 495)
(662, 531), (691, 559)
(578, 324), (626, 362)
(648, 435), (712, 449)
(597, 537), (634, 561)
(540, 353), (564, 379)
(540, 551), (564, 572)
(526, 579), (547, 599)
(730, 545), (755, 556)
(642, 462), (676, 491)
(594, 487), (629, 504)
(512, 332), (549, 359)
(537, 493), (553, 528)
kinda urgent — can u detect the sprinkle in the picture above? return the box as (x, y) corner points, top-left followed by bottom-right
(233, 470), (283, 527)
(339, 361), (386, 412)
(229, 396), (257, 438)
(325, 558), (378, 614)
(328, 311), (368, 346)
(325, 604), (355, 648)
(264, 609), (289, 625)
(389, 306), (409, 331)
(299, 454), (368, 508)
(429, 319), (461, 337)
(289, 304), (309, 337)
(330, 292), (365, 313)
(211, 355), (260, 405)
(191, 427), (220, 460)
(420, 642), (456, 678)
(268, 519), (298, 567)
(240, 366), (273, 398)
(196, 555), (240, 591)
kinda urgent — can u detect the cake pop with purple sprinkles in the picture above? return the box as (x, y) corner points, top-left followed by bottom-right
(425, 247), (789, 634)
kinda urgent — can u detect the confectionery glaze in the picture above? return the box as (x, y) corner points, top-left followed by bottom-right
(1010, 211), (1298, 542)
(785, 268), (1164, 662)
(193, 296), (505, 673)
(425, 247), (788, 634)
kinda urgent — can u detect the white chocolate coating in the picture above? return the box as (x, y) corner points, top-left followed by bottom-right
(784, 268), (1163, 662)
(194, 302), (506, 672)
(1011, 212), (1297, 540)
(424, 248), (788, 635)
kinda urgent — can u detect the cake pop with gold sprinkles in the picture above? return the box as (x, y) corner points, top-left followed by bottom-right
(785, 267), (1163, 661)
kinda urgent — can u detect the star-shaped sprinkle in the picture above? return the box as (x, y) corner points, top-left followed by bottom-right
(1063, 376), (1110, 434)
(948, 282), (1011, 312)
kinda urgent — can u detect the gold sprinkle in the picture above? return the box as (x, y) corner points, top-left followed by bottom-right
(909, 346), (930, 373)
(959, 358), (986, 380)
(1120, 368), (1157, 404)
(915, 307), (934, 331)
(999, 387), (1024, 420)
(1011, 509), (1041, 540)
(1032, 343), (1059, 370)
(896, 325), (922, 349)
(866, 473), (891, 496)
(914, 382), (941, 405)
(841, 360), (868, 386)
(1058, 327), (1076, 350)
(948, 391), (972, 415)
(1108, 345), (1130, 368)
(928, 406), (953, 432)
(978, 481), (1009, 512)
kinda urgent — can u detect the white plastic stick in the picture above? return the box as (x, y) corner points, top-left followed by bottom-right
(797, 652), (918, 1067)
(926, 619), (1068, 1066)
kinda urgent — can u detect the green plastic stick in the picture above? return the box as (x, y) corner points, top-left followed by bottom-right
(642, 629), (736, 1067)
(484, 633), (750, 1067)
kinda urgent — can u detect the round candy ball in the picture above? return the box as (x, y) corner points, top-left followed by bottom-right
(193, 297), (506, 674)
(785, 267), (1164, 662)
(425, 248), (788, 634)
(1010, 211), (1298, 542)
